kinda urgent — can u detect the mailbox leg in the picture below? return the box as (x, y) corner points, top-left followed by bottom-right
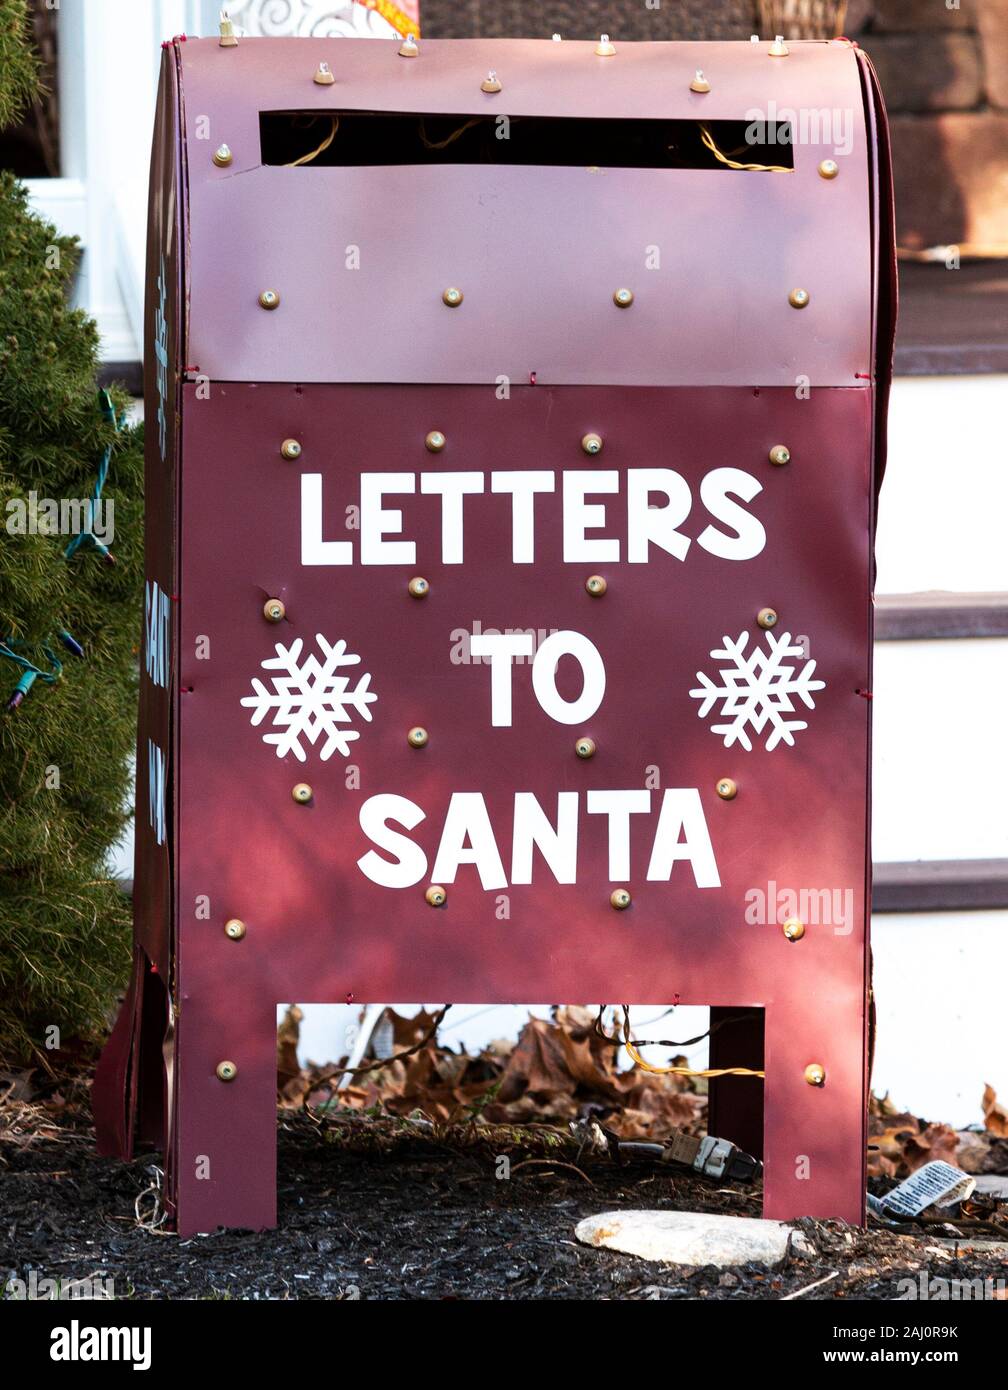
(93, 949), (145, 1160)
(94, 948), (170, 1160)
(761, 1001), (867, 1226)
(707, 1007), (764, 1159)
(172, 998), (278, 1236)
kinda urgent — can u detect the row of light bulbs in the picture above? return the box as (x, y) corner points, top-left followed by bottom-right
(275, 434), (792, 466)
(216, 10), (794, 98)
(245, 283), (814, 311)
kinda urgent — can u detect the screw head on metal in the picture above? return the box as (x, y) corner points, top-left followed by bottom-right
(690, 69), (711, 93)
(610, 888), (632, 910)
(313, 60), (335, 85)
(408, 576), (430, 598)
(782, 917), (805, 942)
(757, 607), (778, 630)
(585, 574), (607, 597)
(425, 429), (446, 453)
(407, 726), (429, 748)
(716, 777), (738, 800)
(425, 884), (447, 907)
(613, 287), (634, 308)
(595, 34), (616, 57)
(818, 158), (839, 180)
(224, 918), (247, 941)
(480, 70), (502, 93)
(263, 598), (285, 623)
(581, 432), (603, 456)
(769, 34), (789, 57)
(575, 736), (596, 759)
(788, 287), (810, 309)
(399, 35), (418, 57)
(216, 1060), (238, 1082)
(281, 438), (302, 460)
(212, 143), (233, 167)
(292, 783), (313, 804)
(258, 289), (280, 310)
(769, 444), (791, 467)
(442, 286), (463, 307)
(804, 1063), (826, 1087)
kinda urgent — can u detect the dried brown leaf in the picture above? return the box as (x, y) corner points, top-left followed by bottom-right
(982, 1084), (1008, 1138)
(902, 1123), (960, 1175)
(276, 1005), (303, 1090)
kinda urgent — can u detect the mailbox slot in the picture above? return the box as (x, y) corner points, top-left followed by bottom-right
(259, 111), (794, 170)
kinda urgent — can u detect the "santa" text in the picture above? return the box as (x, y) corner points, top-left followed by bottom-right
(356, 788), (720, 890)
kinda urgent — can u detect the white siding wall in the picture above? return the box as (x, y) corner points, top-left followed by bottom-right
(25, 1), (205, 359)
(870, 374), (1008, 1126)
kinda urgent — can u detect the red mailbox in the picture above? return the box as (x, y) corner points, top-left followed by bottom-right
(94, 35), (895, 1236)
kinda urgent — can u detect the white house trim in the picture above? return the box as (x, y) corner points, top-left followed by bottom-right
(24, 2), (407, 366)
(24, 0), (205, 364)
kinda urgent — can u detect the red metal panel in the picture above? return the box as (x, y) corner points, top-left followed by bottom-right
(172, 380), (871, 1231)
(857, 48), (899, 499)
(179, 38), (871, 386)
(94, 47), (182, 1161)
(135, 47), (182, 981)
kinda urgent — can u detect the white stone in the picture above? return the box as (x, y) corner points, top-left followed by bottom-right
(973, 1174), (1008, 1199)
(574, 1210), (815, 1269)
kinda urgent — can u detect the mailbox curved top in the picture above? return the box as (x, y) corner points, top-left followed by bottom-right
(159, 36), (893, 388)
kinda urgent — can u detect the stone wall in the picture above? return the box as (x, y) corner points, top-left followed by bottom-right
(852, 1), (1008, 247)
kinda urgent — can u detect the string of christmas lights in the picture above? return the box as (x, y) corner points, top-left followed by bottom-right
(3, 388), (123, 712)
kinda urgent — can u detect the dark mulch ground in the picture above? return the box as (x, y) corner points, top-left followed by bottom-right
(3, 1099), (1007, 1301)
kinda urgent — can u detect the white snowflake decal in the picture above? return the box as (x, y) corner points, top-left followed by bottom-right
(690, 631), (825, 752)
(241, 634), (377, 762)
